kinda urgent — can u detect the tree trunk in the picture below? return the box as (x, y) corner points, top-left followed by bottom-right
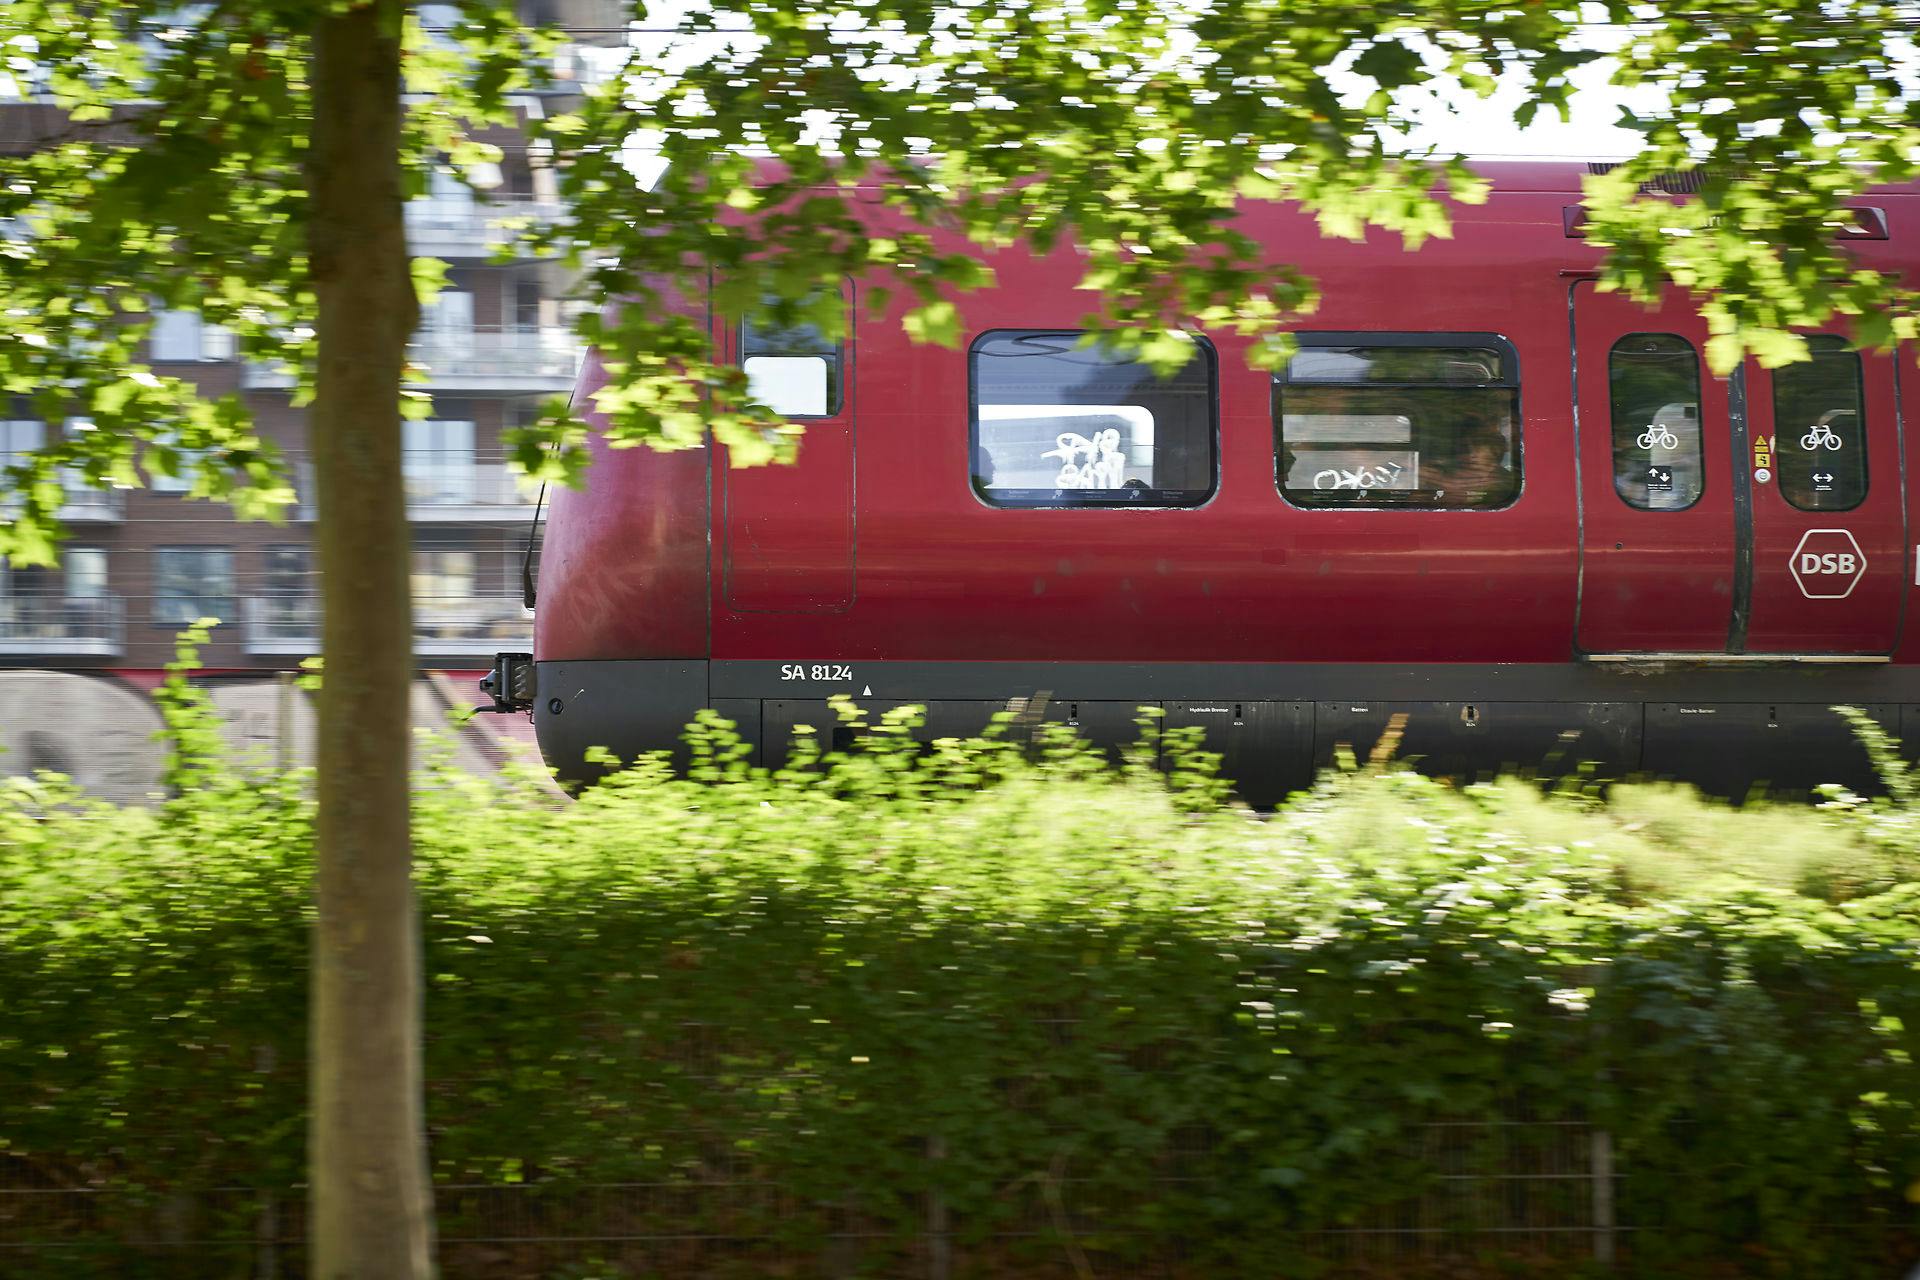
(306, 3), (433, 1277)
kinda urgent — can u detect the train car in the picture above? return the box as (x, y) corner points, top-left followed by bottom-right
(498, 161), (1920, 801)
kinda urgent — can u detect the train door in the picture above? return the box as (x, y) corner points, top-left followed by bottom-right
(1574, 283), (1905, 655)
(721, 285), (857, 613)
(1573, 284), (1738, 653)
(1742, 340), (1904, 653)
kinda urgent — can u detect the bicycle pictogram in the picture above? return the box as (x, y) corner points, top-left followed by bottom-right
(1637, 424), (1679, 451)
(1800, 423), (1844, 451)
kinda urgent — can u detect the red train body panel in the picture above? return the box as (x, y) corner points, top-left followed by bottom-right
(528, 163), (1920, 798)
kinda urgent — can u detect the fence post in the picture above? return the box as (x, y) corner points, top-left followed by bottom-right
(275, 671), (294, 772)
(927, 1135), (950, 1280)
(255, 1190), (279, 1280)
(255, 1041), (280, 1280)
(1590, 1127), (1615, 1268)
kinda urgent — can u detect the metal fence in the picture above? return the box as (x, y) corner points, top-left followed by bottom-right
(0, 1115), (1632, 1279)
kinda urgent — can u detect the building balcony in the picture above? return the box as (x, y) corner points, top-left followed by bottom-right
(0, 597), (124, 656)
(243, 326), (581, 394)
(58, 481), (126, 522)
(243, 596), (533, 658)
(242, 597), (322, 657)
(405, 195), (565, 260)
(404, 461), (539, 521)
(292, 459), (539, 522)
(410, 326), (582, 393)
(414, 598), (535, 656)
(0, 478), (125, 523)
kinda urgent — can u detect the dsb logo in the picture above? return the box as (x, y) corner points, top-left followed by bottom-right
(1789, 529), (1868, 600)
(1800, 552), (1858, 574)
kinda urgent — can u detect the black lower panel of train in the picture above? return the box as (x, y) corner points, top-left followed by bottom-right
(529, 659), (1920, 802)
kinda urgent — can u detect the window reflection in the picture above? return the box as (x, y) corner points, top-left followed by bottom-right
(742, 300), (845, 418)
(1775, 337), (1867, 512)
(1275, 342), (1520, 509)
(971, 331), (1215, 508)
(1608, 334), (1704, 511)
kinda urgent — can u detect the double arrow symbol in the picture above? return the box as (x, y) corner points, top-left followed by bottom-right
(1814, 471), (1835, 485)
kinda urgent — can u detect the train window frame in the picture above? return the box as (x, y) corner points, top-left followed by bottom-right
(1607, 333), (1707, 513)
(967, 328), (1220, 511)
(738, 285), (850, 420)
(1773, 335), (1868, 514)
(1272, 332), (1523, 512)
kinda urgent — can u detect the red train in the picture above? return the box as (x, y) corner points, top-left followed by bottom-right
(504, 162), (1920, 800)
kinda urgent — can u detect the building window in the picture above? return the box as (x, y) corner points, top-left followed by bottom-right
(263, 546), (310, 597)
(970, 330), (1216, 508)
(1608, 334), (1704, 511)
(149, 308), (234, 362)
(142, 426), (210, 494)
(65, 548), (108, 599)
(1, 420), (106, 504)
(1, 419), (43, 472)
(421, 289), (474, 334)
(403, 418), (477, 504)
(256, 546), (312, 638)
(152, 547), (234, 626)
(1775, 336), (1867, 512)
(0, 559), (48, 597)
(742, 297), (846, 418)
(149, 308), (233, 361)
(1275, 336), (1520, 510)
(63, 547), (112, 635)
(514, 277), (543, 329)
(412, 547), (477, 602)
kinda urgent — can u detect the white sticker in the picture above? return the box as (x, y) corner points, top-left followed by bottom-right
(1753, 467), (1772, 484)
(1800, 423), (1845, 452)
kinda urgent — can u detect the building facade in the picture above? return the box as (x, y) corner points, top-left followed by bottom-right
(0, 2), (624, 677)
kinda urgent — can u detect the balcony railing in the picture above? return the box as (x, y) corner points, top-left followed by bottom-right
(410, 326), (582, 391)
(243, 596), (322, 656)
(243, 326), (582, 393)
(244, 596), (533, 657)
(414, 598), (536, 655)
(405, 195), (565, 259)
(405, 461), (540, 519)
(0, 478), (125, 523)
(0, 597), (124, 656)
(291, 458), (538, 521)
(57, 481), (126, 522)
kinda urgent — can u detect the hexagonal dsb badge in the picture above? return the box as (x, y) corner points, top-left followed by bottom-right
(1789, 528), (1867, 600)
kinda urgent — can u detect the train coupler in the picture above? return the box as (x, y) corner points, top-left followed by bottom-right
(475, 652), (536, 714)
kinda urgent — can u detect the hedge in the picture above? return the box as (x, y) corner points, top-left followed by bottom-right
(2, 687), (1918, 1278)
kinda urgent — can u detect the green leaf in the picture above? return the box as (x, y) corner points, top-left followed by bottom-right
(411, 256), (451, 307)
(901, 299), (961, 348)
(1353, 40), (1424, 90)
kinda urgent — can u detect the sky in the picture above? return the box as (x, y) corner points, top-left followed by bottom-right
(8, 9), (1912, 166)
(612, 6), (1670, 167)
(1389, 44), (1661, 161)
(611, 1), (1920, 167)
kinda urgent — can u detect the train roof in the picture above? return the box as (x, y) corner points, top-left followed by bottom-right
(792, 156), (1920, 200)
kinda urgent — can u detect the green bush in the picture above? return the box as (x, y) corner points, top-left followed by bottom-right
(1, 689), (1917, 1277)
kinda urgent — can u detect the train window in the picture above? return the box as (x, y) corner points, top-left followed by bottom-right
(1775, 336), (1867, 512)
(1609, 334), (1704, 511)
(742, 302), (844, 417)
(970, 330), (1216, 508)
(1274, 338), (1520, 509)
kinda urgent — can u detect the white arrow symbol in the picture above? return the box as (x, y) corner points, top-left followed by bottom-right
(862, 685), (872, 696)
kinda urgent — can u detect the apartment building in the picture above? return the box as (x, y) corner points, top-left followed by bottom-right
(0, 2), (623, 675)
